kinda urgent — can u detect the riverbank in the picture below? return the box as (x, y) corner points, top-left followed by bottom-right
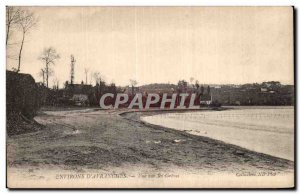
(7, 107), (294, 188)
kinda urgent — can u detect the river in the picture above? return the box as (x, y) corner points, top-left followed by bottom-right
(141, 106), (294, 161)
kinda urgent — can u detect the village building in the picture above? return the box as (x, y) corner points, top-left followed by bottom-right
(63, 81), (94, 106)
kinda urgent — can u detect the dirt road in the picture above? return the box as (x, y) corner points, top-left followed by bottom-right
(7, 108), (294, 187)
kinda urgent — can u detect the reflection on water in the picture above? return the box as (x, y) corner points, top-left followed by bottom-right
(141, 107), (294, 161)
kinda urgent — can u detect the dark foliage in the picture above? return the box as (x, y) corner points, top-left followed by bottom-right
(6, 70), (41, 119)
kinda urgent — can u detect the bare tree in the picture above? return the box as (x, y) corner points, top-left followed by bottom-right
(129, 79), (138, 87)
(39, 47), (60, 88)
(39, 68), (45, 85)
(190, 77), (194, 85)
(190, 77), (195, 90)
(89, 71), (93, 85)
(200, 85), (204, 95)
(84, 68), (89, 84)
(16, 9), (38, 73)
(93, 71), (101, 84)
(129, 79), (138, 95)
(195, 80), (200, 89)
(177, 80), (188, 93)
(6, 6), (21, 46)
(207, 85), (211, 95)
(52, 77), (59, 90)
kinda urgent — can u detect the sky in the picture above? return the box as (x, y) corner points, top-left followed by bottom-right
(6, 6), (294, 87)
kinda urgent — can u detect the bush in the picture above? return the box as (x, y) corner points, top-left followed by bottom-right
(6, 70), (40, 119)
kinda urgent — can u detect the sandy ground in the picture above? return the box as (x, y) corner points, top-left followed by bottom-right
(7, 108), (294, 188)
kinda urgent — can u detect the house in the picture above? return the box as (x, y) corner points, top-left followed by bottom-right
(200, 94), (212, 105)
(64, 81), (93, 106)
(72, 94), (89, 106)
(261, 88), (268, 92)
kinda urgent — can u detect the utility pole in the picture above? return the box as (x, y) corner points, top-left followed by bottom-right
(84, 68), (89, 85)
(70, 55), (75, 84)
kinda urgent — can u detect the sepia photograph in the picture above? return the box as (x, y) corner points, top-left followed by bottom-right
(5, 6), (294, 189)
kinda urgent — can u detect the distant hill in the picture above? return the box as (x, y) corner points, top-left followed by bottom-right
(138, 81), (294, 106)
(139, 83), (177, 90)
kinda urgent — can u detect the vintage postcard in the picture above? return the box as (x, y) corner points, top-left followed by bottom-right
(6, 6), (294, 188)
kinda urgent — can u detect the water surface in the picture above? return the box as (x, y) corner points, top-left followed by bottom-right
(141, 106), (294, 161)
